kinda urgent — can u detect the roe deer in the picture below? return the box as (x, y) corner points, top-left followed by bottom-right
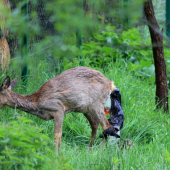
(0, 0), (11, 70)
(0, 66), (117, 152)
(0, 37), (10, 70)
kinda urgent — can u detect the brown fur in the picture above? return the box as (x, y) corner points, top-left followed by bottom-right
(0, 37), (10, 70)
(0, 0), (11, 70)
(0, 67), (116, 152)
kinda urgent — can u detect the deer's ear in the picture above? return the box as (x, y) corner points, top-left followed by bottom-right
(11, 77), (18, 90)
(1, 76), (11, 90)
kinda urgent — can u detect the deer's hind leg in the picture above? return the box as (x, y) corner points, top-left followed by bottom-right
(84, 113), (99, 148)
(88, 105), (112, 148)
(91, 106), (111, 131)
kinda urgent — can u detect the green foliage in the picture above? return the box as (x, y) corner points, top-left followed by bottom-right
(82, 26), (153, 75)
(1, 0), (169, 84)
(0, 0), (170, 169)
(0, 115), (74, 170)
(82, 25), (170, 85)
(0, 60), (170, 169)
(82, 26), (121, 68)
(0, 116), (51, 169)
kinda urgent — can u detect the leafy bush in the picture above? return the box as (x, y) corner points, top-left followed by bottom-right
(81, 26), (170, 85)
(82, 26), (152, 70)
(0, 115), (74, 170)
(0, 116), (53, 169)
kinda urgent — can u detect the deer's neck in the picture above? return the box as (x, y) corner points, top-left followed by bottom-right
(7, 90), (39, 112)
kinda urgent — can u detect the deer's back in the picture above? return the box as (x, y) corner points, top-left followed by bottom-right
(37, 67), (113, 113)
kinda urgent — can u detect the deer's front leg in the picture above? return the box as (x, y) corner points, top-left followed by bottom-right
(54, 110), (64, 153)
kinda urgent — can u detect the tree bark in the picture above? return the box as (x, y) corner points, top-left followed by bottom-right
(144, 0), (169, 113)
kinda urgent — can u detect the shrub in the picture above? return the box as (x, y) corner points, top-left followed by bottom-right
(0, 115), (54, 170)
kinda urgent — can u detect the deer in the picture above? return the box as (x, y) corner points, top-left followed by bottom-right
(0, 66), (120, 152)
(0, 37), (10, 70)
(0, 0), (11, 70)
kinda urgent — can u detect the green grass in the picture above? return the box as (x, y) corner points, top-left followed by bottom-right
(1, 61), (170, 169)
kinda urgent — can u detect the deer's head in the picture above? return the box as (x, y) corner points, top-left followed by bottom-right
(0, 76), (18, 108)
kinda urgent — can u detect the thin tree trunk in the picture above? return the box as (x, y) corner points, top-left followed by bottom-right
(83, 0), (89, 15)
(144, 0), (169, 113)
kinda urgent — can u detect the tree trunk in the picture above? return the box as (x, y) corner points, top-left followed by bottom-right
(144, 0), (169, 113)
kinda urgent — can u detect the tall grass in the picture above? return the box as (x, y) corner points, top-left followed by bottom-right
(0, 61), (170, 169)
